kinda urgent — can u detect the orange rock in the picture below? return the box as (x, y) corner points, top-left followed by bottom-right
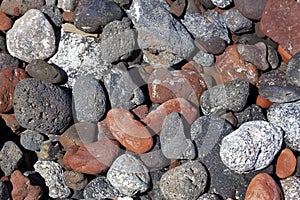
(256, 95), (273, 109)
(277, 45), (292, 63)
(106, 108), (153, 154)
(62, 12), (74, 23)
(167, 160), (181, 170)
(0, 12), (12, 31)
(276, 148), (296, 179)
(245, 173), (283, 200)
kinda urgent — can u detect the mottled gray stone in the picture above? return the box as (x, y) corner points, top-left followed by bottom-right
(72, 76), (106, 122)
(259, 68), (288, 87)
(13, 78), (72, 134)
(220, 121), (283, 173)
(200, 79), (249, 115)
(0, 141), (23, 176)
(287, 51), (300, 87)
(211, 0), (232, 8)
(6, 9), (56, 63)
(193, 50), (215, 67)
(160, 112), (196, 160)
(234, 104), (266, 127)
(41, 4), (63, 27)
(113, 0), (132, 8)
(267, 101), (300, 151)
(20, 130), (45, 151)
(107, 154), (150, 196)
(0, 53), (20, 69)
(197, 193), (221, 200)
(280, 176), (300, 200)
(259, 85), (300, 103)
(57, 0), (78, 11)
(160, 161), (208, 200)
(0, 180), (10, 200)
(222, 10), (252, 34)
(34, 160), (71, 198)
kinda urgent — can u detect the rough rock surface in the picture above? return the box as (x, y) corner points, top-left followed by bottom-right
(0, 141), (23, 176)
(287, 51), (300, 87)
(20, 130), (45, 151)
(0, 0), (45, 16)
(280, 176), (300, 199)
(222, 9), (253, 34)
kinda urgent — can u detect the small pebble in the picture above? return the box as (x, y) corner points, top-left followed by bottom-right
(256, 95), (273, 109)
(41, 4), (63, 27)
(170, 0), (186, 17)
(193, 50), (215, 67)
(280, 176), (300, 199)
(63, 170), (88, 191)
(20, 130), (45, 151)
(38, 140), (61, 161)
(195, 37), (227, 55)
(222, 9), (253, 34)
(62, 11), (74, 22)
(0, 141), (23, 176)
(276, 148), (296, 179)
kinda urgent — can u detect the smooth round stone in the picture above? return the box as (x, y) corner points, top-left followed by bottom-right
(258, 69), (288, 87)
(160, 161), (208, 200)
(259, 85), (300, 103)
(222, 9), (253, 34)
(63, 170), (88, 191)
(107, 154), (151, 196)
(276, 148), (297, 179)
(20, 130), (45, 151)
(234, 0), (267, 20)
(280, 176), (300, 199)
(287, 51), (300, 87)
(0, 141), (23, 176)
(220, 121), (283, 173)
(13, 78), (72, 134)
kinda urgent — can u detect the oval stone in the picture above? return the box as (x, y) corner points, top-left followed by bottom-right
(276, 148), (296, 179)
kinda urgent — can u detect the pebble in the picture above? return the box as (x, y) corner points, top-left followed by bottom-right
(276, 148), (296, 179)
(26, 59), (67, 84)
(160, 112), (196, 160)
(0, 68), (29, 113)
(34, 160), (71, 198)
(20, 130), (45, 151)
(234, 0), (266, 20)
(62, 11), (74, 22)
(220, 121), (283, 173)
(195, 37), (227, 55)
(0, 113), (22, 134)
(41, 4), (63, 27)
(107, 154), (151, 196)
(6, 9), (56, 63)
(234, 104), (266, 127)
(0, 53), (20, 69)
(63, 170), (88, 191)
(200, 79), (250, 115)
(197, 193), (221, 200)
(57, 0), (77, 11)
(38, 140), (61, 161)
(131, 104), (149, 121)
(244, 173), (283, 200)
(159, 161), (208, 199)
(258, 68), (288, 87)
(280, 176), (300, 199)
(286, 50), (300, 87)
(0, 0), (45, 16)
(106, 108), (153, 154)
(222, 10), (253, 34)
(170, 0), (186, 17)
(256, 95), (273, 109)
(0, 11), (12, 31)
(0, 141), (23, 176)
(259, 85), (300, 103)
(13, 78), (72, 134)
(10, 170), (43, 200)
(267, 102), (300, 151)
(211, 0), (231, 8)
(74, 0), (124, 33)
(193, 50), (215, 67)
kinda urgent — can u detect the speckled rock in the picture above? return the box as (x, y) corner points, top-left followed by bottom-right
(258, 67), (288, 87)
(280, 176), (300, 200)
(13, 78), (72, 134)
(259, 85), (300, 103)
(222, 9), (253, 34)
(0, 141), (23, 176)
(234, 104), (266, 127)
(63, 170), (88, 191)
(267, 102), (300, 151)
(286, 50), (300, 87)
(107, 154), (150, 196)
(41, 4), (63, 27)
(220, 121), (283, 173)
(0, 53), (20, 69)
(234, 0), (267, 20)
(57, 0), (78, 11)
(276, 148), (297, 179)
(0, 0), (45, 16)
(20, 130), (45, 151)
(211, 0), (231, 8)
(6, 9), (56, 63)
(193, 50), (215, 67)
(197, 193), (221, 200)
(160, 161), (208, 200)
(38, 140), (61, 161)
(34, 160), (71, 198)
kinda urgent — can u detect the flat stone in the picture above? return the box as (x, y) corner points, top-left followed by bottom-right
(0, 141), (23, 176)
(259, 85), (300, 103)
(63, 170), (88, 191)
(234, 0), (267, 20)
(0, 0), (45, 16)
(20, 130), (45, 151)
(0, 53), (20, 69)
(276, 148), (297, 179)
(287, 50), (300, 87)
(222, 9), (253, 34)
(0, 11), (12, 31)
(280, 176), (300, 199)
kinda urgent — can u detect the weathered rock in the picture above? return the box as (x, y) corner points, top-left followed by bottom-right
(280, 176), (300, 199)
(234, 0), (267, 20)
(193, 50), (215, 67)
(222, 9), (253, 34)
(287, 50), (300, 87)
(259, 85), (300, 103)
(0, 0), (45, 16)
(63, 170), (88, 190)
(276, 148), (296, 179)
(20, 130), (45, 151)
(0, 141), (23, 176)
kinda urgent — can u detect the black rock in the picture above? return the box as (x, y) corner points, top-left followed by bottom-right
(0, 180), (10, 200)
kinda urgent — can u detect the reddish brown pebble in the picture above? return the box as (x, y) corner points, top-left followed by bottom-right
(167, 160), (181, 170)
(0, 11), (12, 31)
(256, 95), (273, 109)
(131, 104), (149, 121)
(170, 0), (186, 17)
(106, 108), (153, 154)
(62, 11), (74, 23)
(144, 98), (198, 134)
(245, 173), (283, 200)
(0, 113), (22, 134)
(10, 170), (43, 200)
(276, 148), (296, 179)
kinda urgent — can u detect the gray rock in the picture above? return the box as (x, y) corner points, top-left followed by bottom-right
(259, 85), (300, 103)
(103, 64), (144, 110)
(160, 112), (196, 160)
(222, 10), (252, 34)
(83, 176), (122, 199)
(197, 193), (221, 200)
(280, 176), (300, 200)
(160, 161), (208, 200)
(0, 0), (46, 16)
(107, 154), (150, 196)
(0, 53), (20, 69)
(13, 78), (72, 134)
(49, 30), (110, 88)
(6, 9), (56, 63)
(0, 36), (6, 52)
(34, 160), (71, 198)
(0, 141), (23, 176)
(147, 171), (164, 200)
(234, 104), (266, 127)
(267, 45), (280, 69)
(113, 0), (132, 8)
(101, 18), (138, 64)
(211, 0), (232, 8)
(199, 0), (215, 9)
(20, 130), (45, 151)
(200, 79), (249, 115)
(72, 76), (106, 122)
(57, 0), (78, 11)
(0, 180), (10, 200)
(220, 120), (283, 173)
(259, 68), (288, 87)
(193, 50), (215, 67)
(195, 37), (227, 55)
(234, 0), (267, 20)
(41, 4), (63, 27)
(136, 6), (195, 68)
(287, 51), (300, 87)
(45, 0), (57, 5)
(267, 102), (300, 151)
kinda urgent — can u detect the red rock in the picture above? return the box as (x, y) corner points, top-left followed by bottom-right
(245, 173), (283, 200)
(131, 104), (149, 121)
(0, 11), (12, 31)
(106, 108), (153, 154)
(0, 114), (22, 134)
(260, 0), (300, 56)
(62, 11), (74, 23)
(215, 45), (259, 86)
(144, 98), (198, 134)
(10, 170), (43, 200)
(256, 95), (273, 109)
(276, 148), (296, 179)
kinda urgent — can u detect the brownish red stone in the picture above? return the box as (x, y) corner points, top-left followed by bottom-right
(62, 11), (74, 23)
(0, 113), (22, 134)
(276, 148), (296, 179)
(131, 104), (149, 121)
(0, 11), (12, 31)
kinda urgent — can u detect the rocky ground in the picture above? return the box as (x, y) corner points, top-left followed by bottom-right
(0, 0), (299, 199)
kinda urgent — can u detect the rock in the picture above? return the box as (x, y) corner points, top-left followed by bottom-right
(10, 170), (43, 200)
(215, 45), (259, 85)
(106, 108), (153, 154)
(144, 98), (198, 134)
(193, 50), (215, 67)
(220, 121), (283, 173)
(234, 104), (266, 127)
(160, 112), (196, 160)
(211, 0), (231, 8)
(200, 79), (250, 115)
(170, 0), (186, 17)
(0, 11), (12, 31)
(13, 78), (72, 134)
(287, 51), (300, 87)
(34, 160), (71, 198)
(131, 105), (149, 121)
(234, 0), (266, 20)
(0, 113), (22, 134)
(276, 148), (296, 179)
(38, 140), (61, 161)
(258, 68), (288, 87)
(244, 173), (283, 200)
(267, 102), (300, 151)
(259, 85), (300, 103)
(6, 9), (56, 63)
(222, 9), (252, 34)
(0, 141), (23, 176)
(74, 0), (124, 33)
(63, 170), (88, 190)
(0, 180), (10, 200)
(136, 6), (195, 68)
(256, 95), (273, 109)
(26, 59), (67, 84)
(195, 37), (227, 55)
(62, 11), (74, 22)
(107, 154), (151, 196)
(41, 4), (63, 27)
(280, 176), (300, 199)
(198, 193), (221, 200)
(160, 161), (208, 199)
(20, 130), (45, 151)
(0, 68), (29, 113)
(0, 53), (20, 69)
(0, 0), (45, 16)
(113, 0), (132, 8)
(57, 0), (77, 11)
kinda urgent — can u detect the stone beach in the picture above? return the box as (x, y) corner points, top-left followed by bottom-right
(0, 0), (299, 199)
